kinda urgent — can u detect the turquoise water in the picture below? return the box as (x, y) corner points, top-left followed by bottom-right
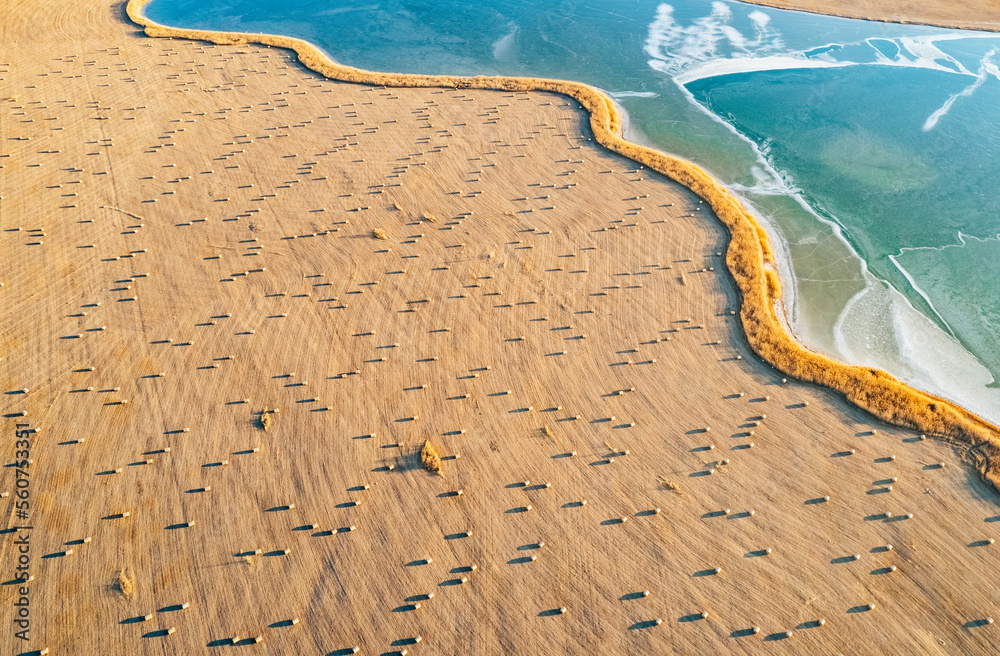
(145, 0), (1000, 422)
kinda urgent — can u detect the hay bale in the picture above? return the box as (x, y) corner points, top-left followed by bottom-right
(421, 440), (442, 474)
(373, 228), (389, 240)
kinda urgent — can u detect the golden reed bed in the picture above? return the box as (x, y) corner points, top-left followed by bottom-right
(126, 0), (1000, 487)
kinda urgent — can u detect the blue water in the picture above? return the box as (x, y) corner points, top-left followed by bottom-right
(144, 0), (1000, 422)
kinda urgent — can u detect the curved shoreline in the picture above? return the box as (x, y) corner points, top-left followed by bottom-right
(125, 0), (1000, 488)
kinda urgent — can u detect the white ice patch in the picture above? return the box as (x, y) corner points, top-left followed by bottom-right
(898, 37), (973, 74)
(607, 91), (660, 98)
(711, 1), (731, 19)
(646, 3), (998, 84)
(832, 269), (1000, 423)
(889, 288), (1000, 424)
(671, 55), (847, 84)
(644, 2), (786, 77)
(721, 25), (747, 50)
(648, 4), (782, 74)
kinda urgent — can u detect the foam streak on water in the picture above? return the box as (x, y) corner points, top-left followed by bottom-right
(923, 48), (1000, 131)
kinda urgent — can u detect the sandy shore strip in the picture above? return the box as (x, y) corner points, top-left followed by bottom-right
(741, 0), (1000, 33)
(1, 0), (1000, 654)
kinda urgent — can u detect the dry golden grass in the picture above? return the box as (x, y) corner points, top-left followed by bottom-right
(125, 0), (1000, 485)
(420, 212), (438, 223)
(260, 409), (272, 431)
(741, 0), (1000, 33)
(9, 3), (1000, 650)
(420, 440), (441, 474)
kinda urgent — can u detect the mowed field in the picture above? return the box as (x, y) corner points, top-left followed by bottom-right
(2, 1), (1000, 654)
